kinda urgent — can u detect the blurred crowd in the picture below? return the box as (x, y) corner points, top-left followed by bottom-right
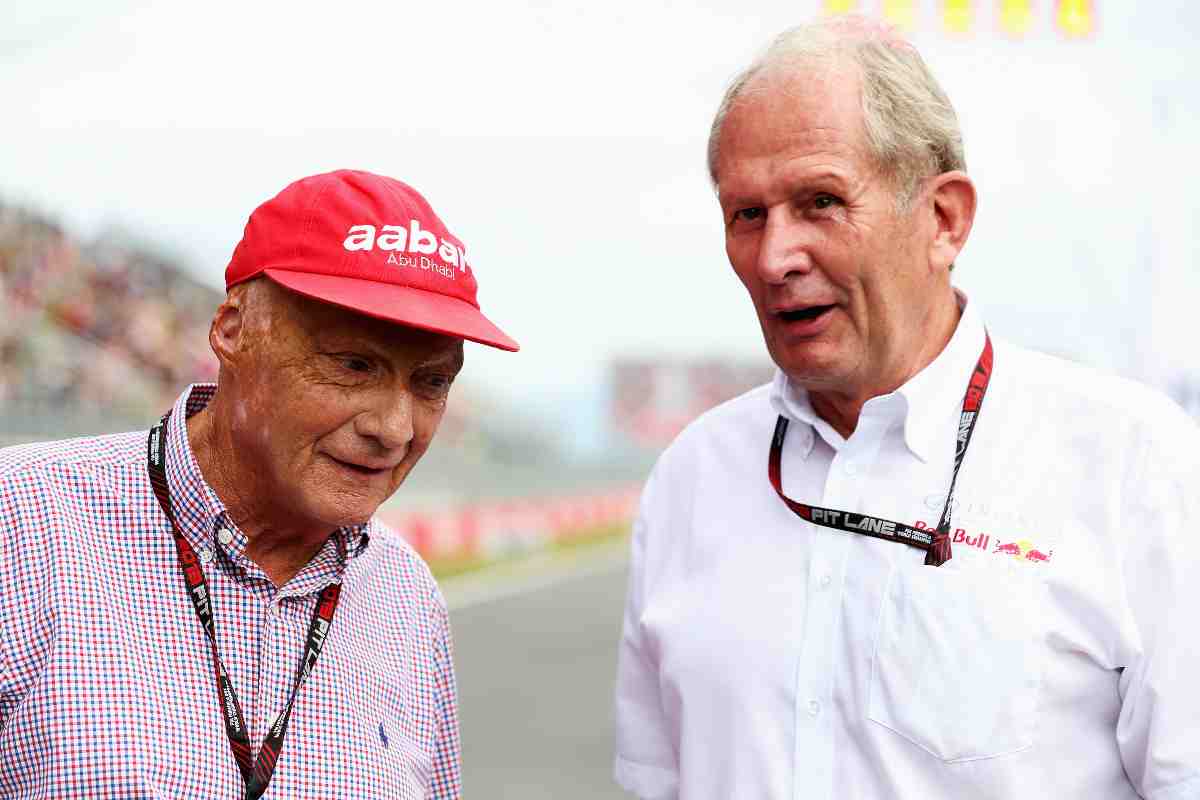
(0, 202), (220, 439)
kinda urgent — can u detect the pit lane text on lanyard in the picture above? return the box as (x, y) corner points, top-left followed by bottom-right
(147, 412), (342, 800)
(768, 333), (993, 567)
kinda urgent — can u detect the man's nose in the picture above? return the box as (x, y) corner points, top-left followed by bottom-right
(755, 211), (815, 285)
(356, 390), (414, 452)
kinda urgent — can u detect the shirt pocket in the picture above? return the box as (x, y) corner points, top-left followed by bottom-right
(377, 718), (433, 798)
(867, 561), (1043, 762)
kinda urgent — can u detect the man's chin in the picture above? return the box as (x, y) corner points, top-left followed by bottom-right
(298, 512), (374, 538)
(295, 490), (388, 532)
(768, 343), (851, 388)
(301, 461), (413, 530)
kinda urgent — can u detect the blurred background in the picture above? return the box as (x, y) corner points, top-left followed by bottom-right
(2, 0), (1197, 797)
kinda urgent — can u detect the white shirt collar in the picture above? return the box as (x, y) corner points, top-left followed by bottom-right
(768, 289), (986, 463)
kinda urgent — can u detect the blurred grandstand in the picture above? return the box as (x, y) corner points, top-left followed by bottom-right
(0, 202), (220, 444)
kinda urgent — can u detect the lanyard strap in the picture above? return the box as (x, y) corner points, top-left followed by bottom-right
(147, 412), (342, 800)
(768, 333), (993, 567)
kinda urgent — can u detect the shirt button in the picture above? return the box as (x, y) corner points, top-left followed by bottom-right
(197, 547), (213, 564)
(818, 573), (832, 589)
(807, 699), (821, 717)
(217, 528), (234, 546)
(843, 461), (859, 476)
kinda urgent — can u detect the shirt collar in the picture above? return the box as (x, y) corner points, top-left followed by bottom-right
(897, 290), (986, 462)
(163, 383), (224, 553)
(768, 374), (819, 458)
(162, 383), (371, 566)
(768, 290), (986, 463)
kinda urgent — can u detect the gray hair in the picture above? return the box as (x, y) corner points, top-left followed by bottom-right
(707, 17), (966, 210)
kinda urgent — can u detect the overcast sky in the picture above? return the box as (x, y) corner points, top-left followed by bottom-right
(3, 0), (1198, 410)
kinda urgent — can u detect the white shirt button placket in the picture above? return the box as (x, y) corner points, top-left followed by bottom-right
(792, 415), (890, 800)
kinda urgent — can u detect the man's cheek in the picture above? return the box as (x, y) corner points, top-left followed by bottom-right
(405, 436), (432, 468)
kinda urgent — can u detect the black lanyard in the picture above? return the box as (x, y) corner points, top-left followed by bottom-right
(769, 333), (993, 567)
(147, 412), (342, 800)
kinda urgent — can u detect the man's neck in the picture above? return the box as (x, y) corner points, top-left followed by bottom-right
(186, 399), (332, 587)
(808, 298), (962, 440)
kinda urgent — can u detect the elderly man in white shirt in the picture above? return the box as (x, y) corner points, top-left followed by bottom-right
(613, 16), (1200, 800)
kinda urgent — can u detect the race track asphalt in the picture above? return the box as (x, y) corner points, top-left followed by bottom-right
(450, 557), (631, 799)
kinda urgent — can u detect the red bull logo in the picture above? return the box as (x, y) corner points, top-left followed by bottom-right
(992, 538), (1053, 564)
(913, 521), (989, 552)
(913, 521), (1054, 565)
(951, 528), (989, 551)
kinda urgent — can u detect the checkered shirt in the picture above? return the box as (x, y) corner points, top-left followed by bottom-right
(0, 384), (462, 799)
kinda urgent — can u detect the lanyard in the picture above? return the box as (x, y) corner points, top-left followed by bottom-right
(768, 333), (993, 567)
(146, 412), (342, 800)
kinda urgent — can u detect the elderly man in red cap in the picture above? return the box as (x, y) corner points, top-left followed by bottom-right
(0, 170), (516, 798)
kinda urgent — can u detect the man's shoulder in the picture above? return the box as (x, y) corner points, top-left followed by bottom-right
(0, 433), (149, 610)
(360, 518), (448, 613)
(666, 380), (773, 455)
(644, 380), (775, 492)
(996, 338), (1200, 449)
(0, 431), (147, 498)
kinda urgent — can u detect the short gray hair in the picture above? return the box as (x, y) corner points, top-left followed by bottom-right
(707, 17), (966, 210)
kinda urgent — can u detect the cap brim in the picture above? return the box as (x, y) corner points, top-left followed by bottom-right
(263, 269), (519, 352)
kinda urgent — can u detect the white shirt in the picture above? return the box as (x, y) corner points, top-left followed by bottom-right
(614, 298), (1200, 800)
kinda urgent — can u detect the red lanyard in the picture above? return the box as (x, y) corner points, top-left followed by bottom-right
(769, 334), (993, 567)
(147, 412), (342, 800)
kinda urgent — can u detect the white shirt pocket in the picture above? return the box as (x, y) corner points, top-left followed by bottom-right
(868, 560), (1044, 762)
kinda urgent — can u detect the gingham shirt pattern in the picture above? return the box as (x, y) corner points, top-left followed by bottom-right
(0, 384), (461, 799)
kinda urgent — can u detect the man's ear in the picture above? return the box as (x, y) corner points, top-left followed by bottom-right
(209, 285), (251, 369)
(925, 170), (977, 273)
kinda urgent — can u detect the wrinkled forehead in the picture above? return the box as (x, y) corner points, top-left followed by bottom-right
(267, 281), (464, 362)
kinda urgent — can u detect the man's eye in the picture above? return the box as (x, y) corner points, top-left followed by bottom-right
(425, 374), (453, 390)
(813, 194), (840, 210)
(415, 373), (455, 398)
(342, 357), (372, 373)
(732, 207), (765, 224)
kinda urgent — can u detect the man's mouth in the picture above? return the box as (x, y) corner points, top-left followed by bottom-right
(778, 304), (835, 323)
(328, 456), (390, 476)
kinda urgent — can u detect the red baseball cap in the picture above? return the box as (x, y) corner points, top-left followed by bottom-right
(225, 169), (518, 351)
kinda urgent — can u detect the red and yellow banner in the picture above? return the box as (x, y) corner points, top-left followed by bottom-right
(823, 0), (859, 14)
(942, 0), (974, 35)
(998, 0), (1036, 37)
(1056, 0), (1096, 38)
(882, 0), (917, 31)
(822, 0), (1096, 40)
